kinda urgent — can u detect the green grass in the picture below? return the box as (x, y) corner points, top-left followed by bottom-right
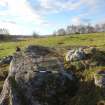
(0, 32), (105, 58)
(1, 32), (105, 104)
(0, 65), (9, 92)
(0, 81), (4, 92)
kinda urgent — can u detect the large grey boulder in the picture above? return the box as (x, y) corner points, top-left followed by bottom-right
(0, 45), (78, 105)
(65, 47), (105, 72)
(66, 48), (85, 62)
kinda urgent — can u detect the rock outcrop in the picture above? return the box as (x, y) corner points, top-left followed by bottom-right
(94, 70), (105, 88)
(65, 48), (86, 62)
(0, 45), (78, 105)
(65, 47), (105, 72)
(0, 56), (13, 65)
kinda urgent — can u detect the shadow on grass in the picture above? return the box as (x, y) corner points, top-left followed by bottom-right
(69, 79), (105, 105)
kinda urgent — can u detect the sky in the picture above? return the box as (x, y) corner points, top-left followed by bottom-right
(0, 0), (105, 35)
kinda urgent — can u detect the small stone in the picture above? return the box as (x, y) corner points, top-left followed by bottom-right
(94, 70), (105, 88)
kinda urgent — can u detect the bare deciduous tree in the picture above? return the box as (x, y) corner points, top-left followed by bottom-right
(53, 23), (105, 36)
(56, 28), (66, 35)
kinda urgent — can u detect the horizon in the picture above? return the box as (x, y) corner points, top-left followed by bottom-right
(0, 0), (105, 35)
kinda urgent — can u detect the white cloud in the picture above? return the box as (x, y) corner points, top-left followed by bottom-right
(96, 19), (105, 25)
(0, 0), (7, 7)
(71, 17), (91, 25)
(36, 0), (104, 15)
(0, 0), (43, 24)
(37, 0), (82, 13)
(0, 21), (27, 35)
(0, 0), (46, 35)
(71, 17), (82, 25)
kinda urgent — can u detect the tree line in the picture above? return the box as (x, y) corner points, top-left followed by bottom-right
(0, 28), (12, 40)
(53, 23), (105, 36)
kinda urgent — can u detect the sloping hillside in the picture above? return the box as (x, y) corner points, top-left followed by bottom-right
(0, 32), (105, 57)
(1, 33), (105, 105)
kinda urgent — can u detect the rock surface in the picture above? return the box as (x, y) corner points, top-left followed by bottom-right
(66, 48), (86, 62)
(65, 47), (105, 72)
(94, 70), (105, 88)
(0, 56), (13, 65)
(0, 45), (78, 105)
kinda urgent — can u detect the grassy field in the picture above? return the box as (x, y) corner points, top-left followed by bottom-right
(1, 32), (105, 105)
(0, 32), (105, 57)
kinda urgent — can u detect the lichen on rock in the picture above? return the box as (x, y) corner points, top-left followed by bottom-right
(0, 45), (78, 105)
(94, 70), (105, 88)
(65, 47), (105, 72)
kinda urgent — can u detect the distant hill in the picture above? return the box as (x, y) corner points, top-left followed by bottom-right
(0, 34), (32, 41)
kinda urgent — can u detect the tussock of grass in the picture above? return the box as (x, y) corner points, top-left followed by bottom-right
(0, 65), (9, 92)
(0, 81), (4, 92)
(69, 66), (105, 105)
